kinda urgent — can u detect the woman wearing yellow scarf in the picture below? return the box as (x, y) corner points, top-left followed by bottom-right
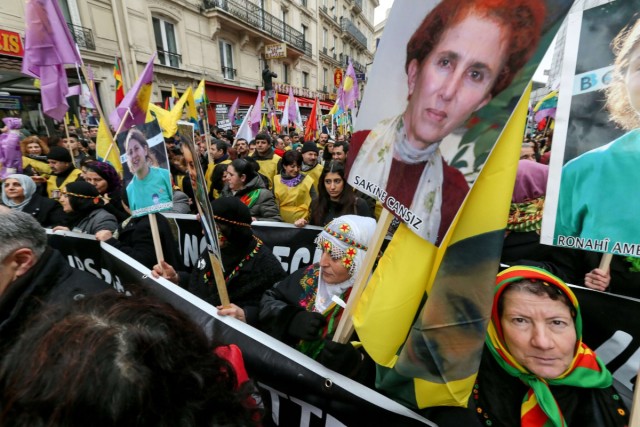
(474, 266), (628, 426)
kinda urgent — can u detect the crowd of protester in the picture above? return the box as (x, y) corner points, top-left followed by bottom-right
(0, 110), (633, 425)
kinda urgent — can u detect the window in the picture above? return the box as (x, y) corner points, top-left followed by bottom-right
(153, 17), (180, 68)
(302, 71), (309, 89)
(323, 68), (327, 90)
(322, 28), (328, 50)
(301, 0), (307, 7)
(282, 9), (287, 24)
(301, 24), (307, 44)
(219, 40), (235, 80)
(283, 63), (289, 84)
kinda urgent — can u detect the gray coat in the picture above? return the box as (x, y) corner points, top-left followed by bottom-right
(73, 208), (118, 234)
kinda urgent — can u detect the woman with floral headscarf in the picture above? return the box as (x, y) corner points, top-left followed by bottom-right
(431, 266), (628, 427)
(259, 215), (376, 377)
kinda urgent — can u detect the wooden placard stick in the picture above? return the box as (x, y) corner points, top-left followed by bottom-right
(148, 213), (165, 268)
(333, 209), (394, 343)
(203, 113), (214, 164)
(599, 252), (613, 271)
(194, 196), (231, 307)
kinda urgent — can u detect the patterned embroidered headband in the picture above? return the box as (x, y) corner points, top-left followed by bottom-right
(61, 190), (103, 204)
(321, 224), (368, 251)
(213, 215), (252, 228)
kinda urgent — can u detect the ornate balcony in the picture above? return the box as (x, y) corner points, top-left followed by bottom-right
(340, 18), (367, 50)
(157, 49), (182, 68)
(67, 23), (95, 51)
(203, 0), (312, 57)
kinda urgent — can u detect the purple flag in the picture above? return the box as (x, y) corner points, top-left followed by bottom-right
(338, 59), (359, 111)
(249, 90), (262, 136)
(228, 97), (239, 126)
(287, 85), (297, 124)
(108, 52), (156, 131)
(22, 0), (82, 121)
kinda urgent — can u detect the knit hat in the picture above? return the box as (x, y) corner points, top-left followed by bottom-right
(301, 141), (319, 154)
(47, 146), (72, 163)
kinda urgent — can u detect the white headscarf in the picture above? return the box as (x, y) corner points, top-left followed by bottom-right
(2, 173), (37, 211)
(313, 215), (377, 313)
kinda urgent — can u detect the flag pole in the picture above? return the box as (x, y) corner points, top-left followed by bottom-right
(333, 209), (394, 343)
(103, 108), (133, 161)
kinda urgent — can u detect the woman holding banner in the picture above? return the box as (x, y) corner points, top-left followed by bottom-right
(259, 215), (376, 378)
(429, 266), (628, 427)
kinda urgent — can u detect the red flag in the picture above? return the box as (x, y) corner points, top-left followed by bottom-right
(114, 58), (125, 106)
(303, 98), (318, 142)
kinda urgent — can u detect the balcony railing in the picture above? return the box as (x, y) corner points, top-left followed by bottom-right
(340, 18), (367, 49)
(67, 23), (95, 51)
(222, 66), (237, 80)
(203, 0), (312, 56)
(157, 49), (182, 68)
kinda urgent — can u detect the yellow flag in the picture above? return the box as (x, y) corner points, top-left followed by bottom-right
(171, 84), (178, 99)
(194, 79), (206, 104)
(95, 118), (123, 176)
(147, 87), (196, 137)
(185, 85), (198, 122)
(355, 85), (532, 408)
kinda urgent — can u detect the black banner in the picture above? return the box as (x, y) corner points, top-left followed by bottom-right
(46, 230), (639, 421)
(46, 230), (434, 426)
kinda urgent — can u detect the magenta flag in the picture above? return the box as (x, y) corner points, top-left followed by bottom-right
(109, 52), (156, 131)
(287, 85), (297, 124)
(249, 90), (262, 136)
(228, 97), (239, 126)
(22, 0), (82, 121)
(338, 59), (359, 111)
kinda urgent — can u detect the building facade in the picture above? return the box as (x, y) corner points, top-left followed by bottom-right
(0, 0), (378, 132)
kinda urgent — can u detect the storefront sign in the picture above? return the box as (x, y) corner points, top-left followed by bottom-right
(265, 42), (287, 59)
(0, 30), (24, 58)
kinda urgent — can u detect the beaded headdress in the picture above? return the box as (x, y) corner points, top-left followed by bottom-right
(315, 218), (369, 275)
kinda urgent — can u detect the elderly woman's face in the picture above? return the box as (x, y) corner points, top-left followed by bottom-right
(319, 251), (350, 284)
(404, 14), (508, 150)
(625, 43), (640, 114)
(3, 179), (24, 202)
(501, 290), (576, 379)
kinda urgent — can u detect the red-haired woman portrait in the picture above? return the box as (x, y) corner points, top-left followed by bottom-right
(347, 0), (548, 244)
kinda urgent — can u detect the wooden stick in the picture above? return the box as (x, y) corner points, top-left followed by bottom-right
(599, 253), (613, 271)
(210, 253), (230, 306)
(333, 209), (394, 343)
(148, 213), (165, 267)
(104, 108), (133, 161)
(203, 113), (214, 164)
